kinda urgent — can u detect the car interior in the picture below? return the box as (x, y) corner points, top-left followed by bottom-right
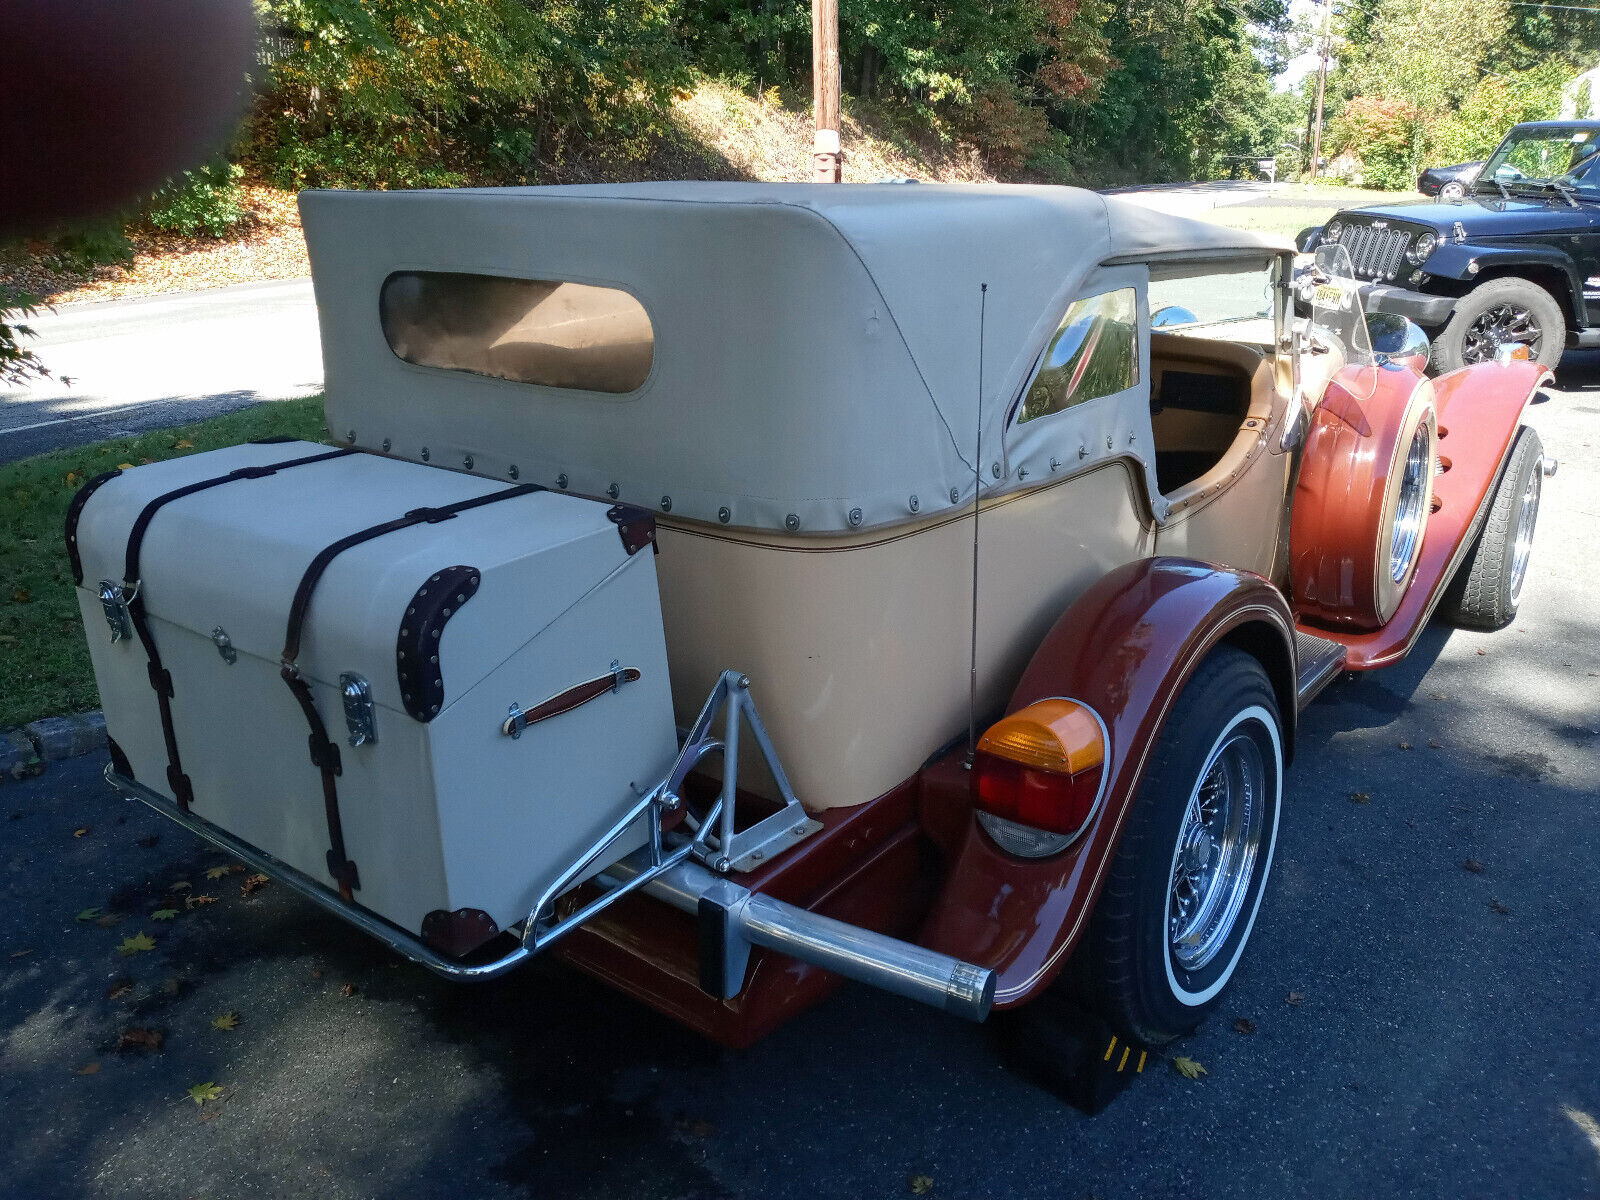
(1149, 333), (1275, 497)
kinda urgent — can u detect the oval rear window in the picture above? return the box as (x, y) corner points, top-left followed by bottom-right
(380, 271), (653, 394)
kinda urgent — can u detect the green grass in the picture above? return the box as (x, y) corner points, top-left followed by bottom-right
(1206, 185), (1416, 241)
(0, 396), (329, 728)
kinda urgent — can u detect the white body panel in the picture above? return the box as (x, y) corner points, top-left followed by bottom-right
(74, 441), (677, 942)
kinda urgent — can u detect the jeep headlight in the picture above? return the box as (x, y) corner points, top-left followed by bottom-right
(1407, 231), (1437, 264)
(1324, 219), (1343, 243)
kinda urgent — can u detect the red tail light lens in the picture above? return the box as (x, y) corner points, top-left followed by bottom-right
(973, 698), (1108, 843)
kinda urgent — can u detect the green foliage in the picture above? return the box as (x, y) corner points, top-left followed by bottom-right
(0, 289), (51, 389)
(1432, 64), (1572, 166)
(147, 160), (248, 238)
(0, 396), (329, 729)
(1330, 96), (1423, 190)
(255, 0), (690, 188)
(49, 219), (135, 269)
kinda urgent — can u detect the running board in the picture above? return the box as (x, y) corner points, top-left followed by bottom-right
(1294, 630), (1347, 710)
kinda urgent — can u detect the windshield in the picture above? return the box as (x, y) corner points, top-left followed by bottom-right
(1307, 243), (1376, 400)
(1478, 126), (1600, 198)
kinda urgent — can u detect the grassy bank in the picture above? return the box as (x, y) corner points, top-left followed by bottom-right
(0, 396), (328, 729)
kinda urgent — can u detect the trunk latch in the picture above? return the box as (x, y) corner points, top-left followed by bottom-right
(340, 673), (377, 748)
(97, 580), (134, 643)
(210, 626), (237, 665)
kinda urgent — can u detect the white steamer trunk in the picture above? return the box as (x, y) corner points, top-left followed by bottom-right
(72, 440), (677, 951)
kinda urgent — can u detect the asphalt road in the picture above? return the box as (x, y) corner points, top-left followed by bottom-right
(0, 280), (321, 463)
(2, 359), (1598, 1200)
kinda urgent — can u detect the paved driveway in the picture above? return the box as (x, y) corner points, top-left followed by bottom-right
(0, 280), (319, 463)
(2, 360), (1597, 1200)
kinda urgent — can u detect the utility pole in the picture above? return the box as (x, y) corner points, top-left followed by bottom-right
(812, 0), (842, 182)
(1308, 0), (1332, 183)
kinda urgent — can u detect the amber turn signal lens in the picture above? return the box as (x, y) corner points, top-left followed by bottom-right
(973, 699), (1107, 841)
(977, 698), (1105, 775)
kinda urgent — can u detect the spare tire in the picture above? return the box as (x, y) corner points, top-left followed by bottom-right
(1291, 371), (1438, 630)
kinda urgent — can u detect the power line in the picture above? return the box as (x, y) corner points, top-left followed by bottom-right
(1507, 1), (1600, 11)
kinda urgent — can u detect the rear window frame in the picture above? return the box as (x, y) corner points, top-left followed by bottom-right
(377, 269), (658, 398)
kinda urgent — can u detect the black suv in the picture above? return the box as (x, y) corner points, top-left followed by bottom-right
(1305, 120), (1600, 373)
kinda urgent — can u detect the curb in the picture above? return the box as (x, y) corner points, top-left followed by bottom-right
(1, 711), (107, 781)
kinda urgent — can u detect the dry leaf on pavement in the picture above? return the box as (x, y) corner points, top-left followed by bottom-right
(211, 1012), (240, 1031)
(1172, 1056), (1207, 1079)
(117, 932), (156, 956)
(188, 1082), (224, 1106)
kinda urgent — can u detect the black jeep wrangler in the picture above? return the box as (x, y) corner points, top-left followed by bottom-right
(1303, 120), (1600, 373)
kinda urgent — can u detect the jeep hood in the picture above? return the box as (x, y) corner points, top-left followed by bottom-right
(1338, 195), (1598, 237)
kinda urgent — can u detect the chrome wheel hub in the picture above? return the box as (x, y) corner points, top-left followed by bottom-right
(1389, 426), (1429, 583)
(1463, 303), (1542, 365)
(1168, 731), (1267, 973)
(1509, 467), (1541, 604)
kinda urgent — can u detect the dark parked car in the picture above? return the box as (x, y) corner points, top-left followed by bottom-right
(1418, 160), (1484, 201)
(1304, 120), (1600, 372)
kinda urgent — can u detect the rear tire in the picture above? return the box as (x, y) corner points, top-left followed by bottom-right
(1072, 646), (1283, 1045)
(1440, 426), (1544, 630)
(1430, 277), (1565, 374)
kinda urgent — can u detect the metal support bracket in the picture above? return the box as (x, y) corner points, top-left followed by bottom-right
(671, 670), (821, 874)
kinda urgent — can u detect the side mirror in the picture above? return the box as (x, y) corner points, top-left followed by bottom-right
(1365, 312), (1431, 369)
(1151, 305), (1199, 329)
(1294, 226), (1321, 253)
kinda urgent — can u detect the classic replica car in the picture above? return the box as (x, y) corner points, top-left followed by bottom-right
(69, 184), (1552, 1066)
(1418, 159), (1484, 201)
(1305, 120), (1600, 373)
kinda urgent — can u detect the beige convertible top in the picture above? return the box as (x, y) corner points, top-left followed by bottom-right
(301, 182), (1287, 534)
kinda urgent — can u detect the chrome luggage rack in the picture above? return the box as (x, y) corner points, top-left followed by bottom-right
(108, 668), (995, 1021)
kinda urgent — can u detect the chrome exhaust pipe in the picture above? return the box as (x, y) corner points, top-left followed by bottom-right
(607, 858), (997, 1022)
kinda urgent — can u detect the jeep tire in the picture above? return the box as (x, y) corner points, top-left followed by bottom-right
(1431, 277), (1565, 373)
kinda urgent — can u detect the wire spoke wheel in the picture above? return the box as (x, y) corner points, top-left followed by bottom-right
(1167, 731), (1267, 973)
(1462, 302), (1543, 364)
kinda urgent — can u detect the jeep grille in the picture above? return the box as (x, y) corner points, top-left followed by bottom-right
(1326, 222), (1413, 281)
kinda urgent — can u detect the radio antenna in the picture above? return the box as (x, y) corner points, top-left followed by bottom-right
(966, 283), (987, 766)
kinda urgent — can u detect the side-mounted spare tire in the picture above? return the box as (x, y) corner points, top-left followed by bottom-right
(1291, 373), (1438, 630)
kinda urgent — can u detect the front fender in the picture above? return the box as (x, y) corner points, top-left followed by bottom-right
(1425, 242), (1586, 323)
(920, 557), (1295, 1007)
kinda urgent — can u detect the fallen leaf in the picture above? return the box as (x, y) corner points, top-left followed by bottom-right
(9, 948), (33, 959)
(204, 866), (232, 880)
(150, 908), (180, 922)
(11, 588), (32, 604)
(117, 932), (156, 957)
(116, 462), (135, 470)
(1428, 739), (1444, 749)
(75, 1062), (101, 1076)
(94, 913), (125, 928)
(116, 1027), (164, 1052)
(172, 439), (194, 450)
(1488, 899), (1511, 915)
(310, 968), (324, 980)
(211, 1011), (240, 1031)
(72, 826), (90, 838)
(1463, 859), (1485, 874)
(1397, 741), (1412, 751)
(106, 977), (134, 1000)
(1476, 648), (1486, 656)
(1286, 991), (1305, 1006)
(198, 1107), (223, 1123)
(162, 976), (186, 997)
(1172, 1056), (1207, 1079)
(908, 1175), (934, 1196)
(75, 907), (102, 922)
(1349, 791), (1371, 804)
(240, 874), (269, 897)
(135, 834), (159, 848)
(64, 471), (80, 487)
(188, 1082), (223, 1106)
(1232, 1017), (1256, 1035)
(169, 881), (191, 892)
(186, 893), (217, 909)
(340, 982), (358, 998)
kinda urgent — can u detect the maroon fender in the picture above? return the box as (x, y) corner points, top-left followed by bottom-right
(919, 557), (1296, 1008)
(1301, 358), (1550, 669)
(1290, 362), (1437, 630)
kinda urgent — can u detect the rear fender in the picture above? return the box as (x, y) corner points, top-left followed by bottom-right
(920, 557), (1295, 1007)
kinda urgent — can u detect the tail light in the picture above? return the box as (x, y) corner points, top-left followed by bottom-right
(973, 698), (1109, 858)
